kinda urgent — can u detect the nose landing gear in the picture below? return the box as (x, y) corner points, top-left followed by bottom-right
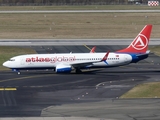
(12, 68), (21, 75)
(17, 71), (21, 75)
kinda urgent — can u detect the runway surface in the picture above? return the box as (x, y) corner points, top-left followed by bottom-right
(0, 45), (160, 120)
(0, 39), (159, 46)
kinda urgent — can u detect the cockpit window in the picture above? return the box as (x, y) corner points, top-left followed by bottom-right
(9, 59), (15, 61)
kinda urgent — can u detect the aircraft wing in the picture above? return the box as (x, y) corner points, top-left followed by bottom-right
(71, 51), (109, 68)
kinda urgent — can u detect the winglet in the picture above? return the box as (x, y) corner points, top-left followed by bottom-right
(90, 46), (96, 53)
(101, 51), (110, 61)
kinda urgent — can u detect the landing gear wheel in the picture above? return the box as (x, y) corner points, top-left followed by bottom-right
(75, 69), (82, 74)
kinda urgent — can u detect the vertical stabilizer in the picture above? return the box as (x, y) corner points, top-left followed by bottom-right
(117, 25), (152, 54)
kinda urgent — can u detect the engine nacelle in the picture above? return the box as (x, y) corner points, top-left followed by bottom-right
(55, 64), (72, 73)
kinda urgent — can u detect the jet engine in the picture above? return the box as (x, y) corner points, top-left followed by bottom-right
(55, 64), (72, 73)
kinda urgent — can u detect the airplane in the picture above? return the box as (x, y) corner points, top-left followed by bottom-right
(3, 25), (152, 74)
(90, 46), (96, 53)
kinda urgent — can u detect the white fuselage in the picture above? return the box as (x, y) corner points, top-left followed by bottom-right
(3, 52), (132, 70)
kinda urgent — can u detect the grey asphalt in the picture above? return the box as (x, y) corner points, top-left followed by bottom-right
(0, 39), (159, 46)
(0, 45), (160, 120)
(42, 99), (160, 120)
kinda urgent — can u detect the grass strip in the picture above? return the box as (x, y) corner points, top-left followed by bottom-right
(149, 46), (160, 56)
(0, 13), (160, 39)
(0, 5), (159, 10)
(121, 82), (160, 98)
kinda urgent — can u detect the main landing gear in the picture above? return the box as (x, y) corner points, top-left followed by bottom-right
(75, 68), (82, 74)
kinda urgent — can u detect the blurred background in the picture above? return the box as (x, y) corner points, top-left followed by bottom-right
(0, 0), (151, 6)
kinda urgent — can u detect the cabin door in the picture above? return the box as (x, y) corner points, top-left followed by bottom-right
(20, 57), (25, 65)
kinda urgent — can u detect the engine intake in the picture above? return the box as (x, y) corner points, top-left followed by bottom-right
(56, 64), (72, 73)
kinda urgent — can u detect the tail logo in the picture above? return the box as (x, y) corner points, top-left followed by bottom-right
(131, 34), (148, 50)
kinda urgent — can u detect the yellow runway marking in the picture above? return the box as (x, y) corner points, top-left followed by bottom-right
(0, 88), (17, 90)
(5, 88), (17, 90)
(0, 88), (4, 90)
(84, 44), (92, 51)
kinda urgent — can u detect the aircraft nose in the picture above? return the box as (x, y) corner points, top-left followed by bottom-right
(3, 61), (8, 67)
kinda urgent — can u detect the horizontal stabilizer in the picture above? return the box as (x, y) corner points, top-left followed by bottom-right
(136, 50), (150, 57)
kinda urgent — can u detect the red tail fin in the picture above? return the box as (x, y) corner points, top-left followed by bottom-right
(117, 25), (152, 54)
